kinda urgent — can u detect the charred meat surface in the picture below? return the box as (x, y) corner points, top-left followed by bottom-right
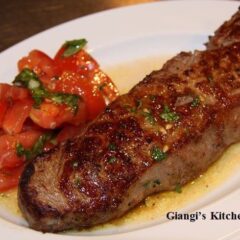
(206, 7), (240, 49)
(19, 10), (240, 232)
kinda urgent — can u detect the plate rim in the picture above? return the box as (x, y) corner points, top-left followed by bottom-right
(0, 1), (240, 239)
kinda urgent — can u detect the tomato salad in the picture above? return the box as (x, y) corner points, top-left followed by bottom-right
(0, 39), (119, 192)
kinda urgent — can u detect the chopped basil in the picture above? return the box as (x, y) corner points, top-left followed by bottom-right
(150, 146), (167, 162)
(62, 39), (87, 57)
(49, 93), (79, 114)
(16, 132), (55, 160)
(108, 143), (117, 151)
(124, 104), (137, 113)
(191, 96), (200, 107)
(16, 143), (29, 159)
(108, 156), (117, 163)
(142, 109), (156, 125)
(13, 69), (79, 113)
(136, 99), (142, 108)
(13, 68), (39, 88)
(74, 177), (81, 187)
(160, 106), (179, 122)
(207, 75), (213, 82)
(143, 179), (161, 188)
(149, 95), (156, 101)
(153, 179), (161, 185)
(143, 181), (150, 188)
(175, 183), (182, 193)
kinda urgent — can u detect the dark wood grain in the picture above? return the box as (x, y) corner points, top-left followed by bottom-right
(0, 0), (157, 52)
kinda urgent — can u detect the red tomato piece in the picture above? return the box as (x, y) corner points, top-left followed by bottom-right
(2, 99), (33, 134)
(93, 70), (119, 102)
(0, 150), (24, 169)
(0, 130), (42, 156)
(0, 130), (43, 170)
(67, 99), (87, 126)
(54, 48), (119, 103)
(0, 166), (24, 192)
(54, 47), (99, 75)
(0, 101), (8, 127)
(30, 101), (86, 129)
(0, 135), (17, 154)
(52, 71), (105, 120)
(18, 50), (60, 86)
(30, 102), (61, 129)
(18, 129), (43, 148)
(0, 83), (30, 100)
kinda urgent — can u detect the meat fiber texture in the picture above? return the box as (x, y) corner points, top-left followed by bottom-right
(18, 9), (240, 232)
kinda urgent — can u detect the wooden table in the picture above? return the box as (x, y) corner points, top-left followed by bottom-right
(0, 0), (158, 52)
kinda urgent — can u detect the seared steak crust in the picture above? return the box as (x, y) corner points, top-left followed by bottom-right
(207, 7), (240, 49)
(19, 10), (240, 232)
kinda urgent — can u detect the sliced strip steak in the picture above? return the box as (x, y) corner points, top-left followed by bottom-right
(18, 9), (240, 232)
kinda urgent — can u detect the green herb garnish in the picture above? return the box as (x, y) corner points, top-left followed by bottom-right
(143, 181), (150, 188)
(153, 179), (161, 185)
(108, 143), (117, 151)
(108, 156), (117, 163)
(136, 99), (142, 108)
(123, 104), (137, 113)
(160, 106), (179, 122)
(74, 177), (81, 187)
(149, 95), (156, 101)
(13, 69), (79, 113)
(191, 96), (200, 107)
(175, 183), (182, 193)
(143, 179), (161, 188)
(16, 132), (55, 160)
(150, 146), (167, 162)
(62, 39), (87, 57)
(142, 109), (156, 125)
(207, 75), (213, 82)
(49, 93), (79, 113)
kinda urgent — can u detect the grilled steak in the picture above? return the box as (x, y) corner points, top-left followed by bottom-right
(19, 10), (240, 232)
(206, 6), (240, 49)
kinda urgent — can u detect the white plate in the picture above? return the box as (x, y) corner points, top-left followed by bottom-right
(0, 1), (240, 240)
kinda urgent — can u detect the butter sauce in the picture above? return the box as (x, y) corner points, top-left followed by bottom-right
(1, 56), (240, 232)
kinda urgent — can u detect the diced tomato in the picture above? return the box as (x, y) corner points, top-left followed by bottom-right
(18, 129), (43, 148)
(0, 135), (17, 154)
(2, 99), (33, 134)
(67, 99), (87, 126)
(0, 166), (24, 192)
(93, 70), (119, 102)
(52, 71), (106, 120)
(54, 47), (99, 75)
(0, 130), (43, 170)
(0, 101), (8, 127)
(57, 125), (84, 143)
(18, 50), (60, 85)
(54, 48), (119, 103)
(30, 102), (61, 129)
(30, 101), (86, 129)
(0, 130), (43, 156)
(0, 83), (30, 100)
(0, 151), (24, 169)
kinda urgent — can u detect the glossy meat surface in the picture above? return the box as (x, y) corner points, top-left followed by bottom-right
(18, 9), (240, 232)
